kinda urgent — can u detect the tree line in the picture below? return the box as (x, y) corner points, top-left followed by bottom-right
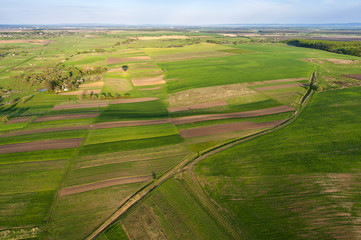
(18, 65), (107, 92)
(286, 39), (361, 57)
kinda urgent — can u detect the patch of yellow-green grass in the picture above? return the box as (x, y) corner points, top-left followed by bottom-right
(167, 84), (256, 107)
(102, 77), (133, 94)
(261, 86), (306, 107)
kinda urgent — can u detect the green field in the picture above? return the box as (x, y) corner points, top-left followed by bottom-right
(1, 29), (361, 240)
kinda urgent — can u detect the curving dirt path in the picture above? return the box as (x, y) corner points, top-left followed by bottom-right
(172, 105), (295, 125)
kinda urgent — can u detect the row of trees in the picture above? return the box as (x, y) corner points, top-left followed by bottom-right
(286, 39), (361, 57)
(19, 65), (107, 92)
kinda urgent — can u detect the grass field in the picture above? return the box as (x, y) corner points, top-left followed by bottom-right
(1, 30), (361, 240)
(194, 87), (361, 239)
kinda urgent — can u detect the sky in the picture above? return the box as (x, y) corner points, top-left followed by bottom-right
(0, 0), (361, 25)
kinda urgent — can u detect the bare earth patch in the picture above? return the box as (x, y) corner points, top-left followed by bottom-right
(131, 76), (165, 86)
(0, 125), (90, 137)
(59, 175), (152, 196)
(138, 87), (162, 91)
(107, 56), (152, 64)
(59, 89), (101, 96)
(52, 102), (109, 110)
(342, 74), (361, 81)
(172, 105), (295, 125)
(168, 84), (255, 107)
(33, 113), (99, 123)
(0, 39), (54, 45)
(79, 82), (104, 88)
(179, 120), (287, 138)
(254, 83), (304, 91)
(111, 97), (159, 104)
(6, 117), (32, 124)
(168, 100), (228, 113)
(138, 35), (189, 40)
(0, 138), (83, 154)
(244, 78), (307, 86)
(325, 59), (358, 64)
(92, 119), (171, 130)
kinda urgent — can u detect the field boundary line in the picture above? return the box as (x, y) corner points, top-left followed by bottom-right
(86, 72), (316, 240)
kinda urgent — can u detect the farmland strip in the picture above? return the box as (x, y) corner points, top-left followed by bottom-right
(168, 100), (228, 113)
(6, 117), (32, 124)
(59, 175), (152, 196)
(254, 83), (304, 91)
(172, 105), (295, 125)
(0, 125), (90, 137)
(91, 119), (171, 129)
(111, 97), (159, 104)
(0, 138), (83, 154)
(52, 102), (109, 110)
(33, 113), (99, 122)
(179, 120), (287, 138)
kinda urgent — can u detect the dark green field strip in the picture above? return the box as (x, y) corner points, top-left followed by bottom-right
(33, 113), (99, 122)
(85, 123), (179, 145)
(97, 222), (128, 240)
(172, 105), (295, 125)
(0, 190), (55, 227)
(0, 129), (87, 145)
(195, 87), (361, 239)
(66, 155), (185, 187)
(176, 112), (292, 130)
(217, 48), (255, 54)
(0, 138), (83, 154)
(0, 160), (67, 194)
(116, 178), (232, 240)
(95, 100), (169, 123)
(52, 102), (109, 111)
(80, 134), (183, 156)
(0, 148), (77, 165)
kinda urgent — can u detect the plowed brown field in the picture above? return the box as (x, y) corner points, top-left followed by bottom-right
(0, 125), (90, 137)
(0, 138), (83, 154)
(131, 76), (165, 86)
(111, 97), (158, 104)
(6, 117), (32, 124)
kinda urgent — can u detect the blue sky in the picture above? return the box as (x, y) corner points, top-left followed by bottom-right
(0, 0), (360, 25)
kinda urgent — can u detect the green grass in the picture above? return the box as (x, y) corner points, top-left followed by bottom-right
(0, 160), (67, 194)
(95, 100), (169, 122)
(85, 123), (179, 145)
(97, 223), (128, 240)
(0, 148), (77, 165)
(0, 129), (87, 145)
(80, 134), (184, 156)
(160, 44), (315, 93)
(195, 87), (361, 239)
(0, 190), (55, 227)
(45, 183), (144, 240)
(110, 178), (232, 240)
